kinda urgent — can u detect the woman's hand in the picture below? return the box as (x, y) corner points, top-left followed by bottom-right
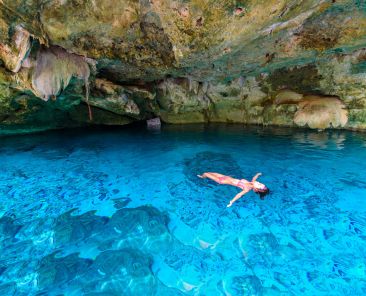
(227, 189), (248, 207)
(252, 172), (262, 182)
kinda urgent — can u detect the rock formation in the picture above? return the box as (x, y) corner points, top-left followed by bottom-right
(0, 0), (365, 133)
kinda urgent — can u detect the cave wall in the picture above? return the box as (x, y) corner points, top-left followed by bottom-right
(0, 0), (366, 134)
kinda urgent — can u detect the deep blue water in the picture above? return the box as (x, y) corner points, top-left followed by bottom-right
(0, 124), (366, 295)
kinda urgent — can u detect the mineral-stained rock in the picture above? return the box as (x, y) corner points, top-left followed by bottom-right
(91, 79), (140, 117)
(0, 25), (31, 73)
(157, 78), (209, 123)
(275, 90), (304, 105)
(0, 0), (365, 133)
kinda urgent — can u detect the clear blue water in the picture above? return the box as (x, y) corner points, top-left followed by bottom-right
(1, 124), (366, 295)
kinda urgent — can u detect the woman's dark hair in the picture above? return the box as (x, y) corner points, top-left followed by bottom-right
(257, 188), (270, 200)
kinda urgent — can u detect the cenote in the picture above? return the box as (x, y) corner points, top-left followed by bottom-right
(2, 1), (366, 295)
(0, 124), (366, 295)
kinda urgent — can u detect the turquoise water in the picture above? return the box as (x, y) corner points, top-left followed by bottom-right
(1, 125), (366, 295)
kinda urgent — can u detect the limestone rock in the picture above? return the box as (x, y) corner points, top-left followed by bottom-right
(157, 78), (209, 123)
(31, 46), (94, 101)
(89, 94), (140, 117)
(95, 78), (120, 96)
(275, 90), (304, 104)
(294, 96), (348, 129)
(0, 25), (31, 73)
(0, 0), (365, 133)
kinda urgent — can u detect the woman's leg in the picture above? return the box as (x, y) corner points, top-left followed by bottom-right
(198, 172), (235, 185)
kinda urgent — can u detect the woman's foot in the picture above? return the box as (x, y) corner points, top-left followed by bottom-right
(197, 174), (205, 178)
(227, 201), (233, 208)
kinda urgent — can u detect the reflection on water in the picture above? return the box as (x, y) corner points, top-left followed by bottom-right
(0, 125), (366, 295)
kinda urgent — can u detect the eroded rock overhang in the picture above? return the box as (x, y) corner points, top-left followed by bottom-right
(0, 0), (365, 133)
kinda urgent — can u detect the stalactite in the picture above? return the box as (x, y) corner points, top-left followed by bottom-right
(31, 46), (95, 120)
(202, 81), (209, 94)
(188, 75), (194, 92)
(85, 79), (93, 121)
(238, 76), (245, 88)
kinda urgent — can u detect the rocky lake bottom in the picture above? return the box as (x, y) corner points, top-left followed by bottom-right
(0, 124), (366, 295)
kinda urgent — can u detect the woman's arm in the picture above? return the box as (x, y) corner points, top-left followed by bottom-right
(227, 189), (249, 207)
(251, 172), (262, 182)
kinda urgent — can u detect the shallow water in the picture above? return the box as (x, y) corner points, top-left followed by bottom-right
(0, 125), (366, 295)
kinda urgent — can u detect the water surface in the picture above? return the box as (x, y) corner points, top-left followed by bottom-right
(1, 125), (366, 295)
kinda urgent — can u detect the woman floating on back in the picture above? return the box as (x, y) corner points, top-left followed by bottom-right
(197, 172), (269, 207)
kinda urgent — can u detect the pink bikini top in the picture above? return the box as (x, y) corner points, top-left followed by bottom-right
(237, 179), (250, 190)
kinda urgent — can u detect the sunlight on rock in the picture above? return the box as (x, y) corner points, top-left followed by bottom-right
(294, 96), (348, 129)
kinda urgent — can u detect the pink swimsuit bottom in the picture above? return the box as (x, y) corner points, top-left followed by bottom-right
(217, 177), (251, 190)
